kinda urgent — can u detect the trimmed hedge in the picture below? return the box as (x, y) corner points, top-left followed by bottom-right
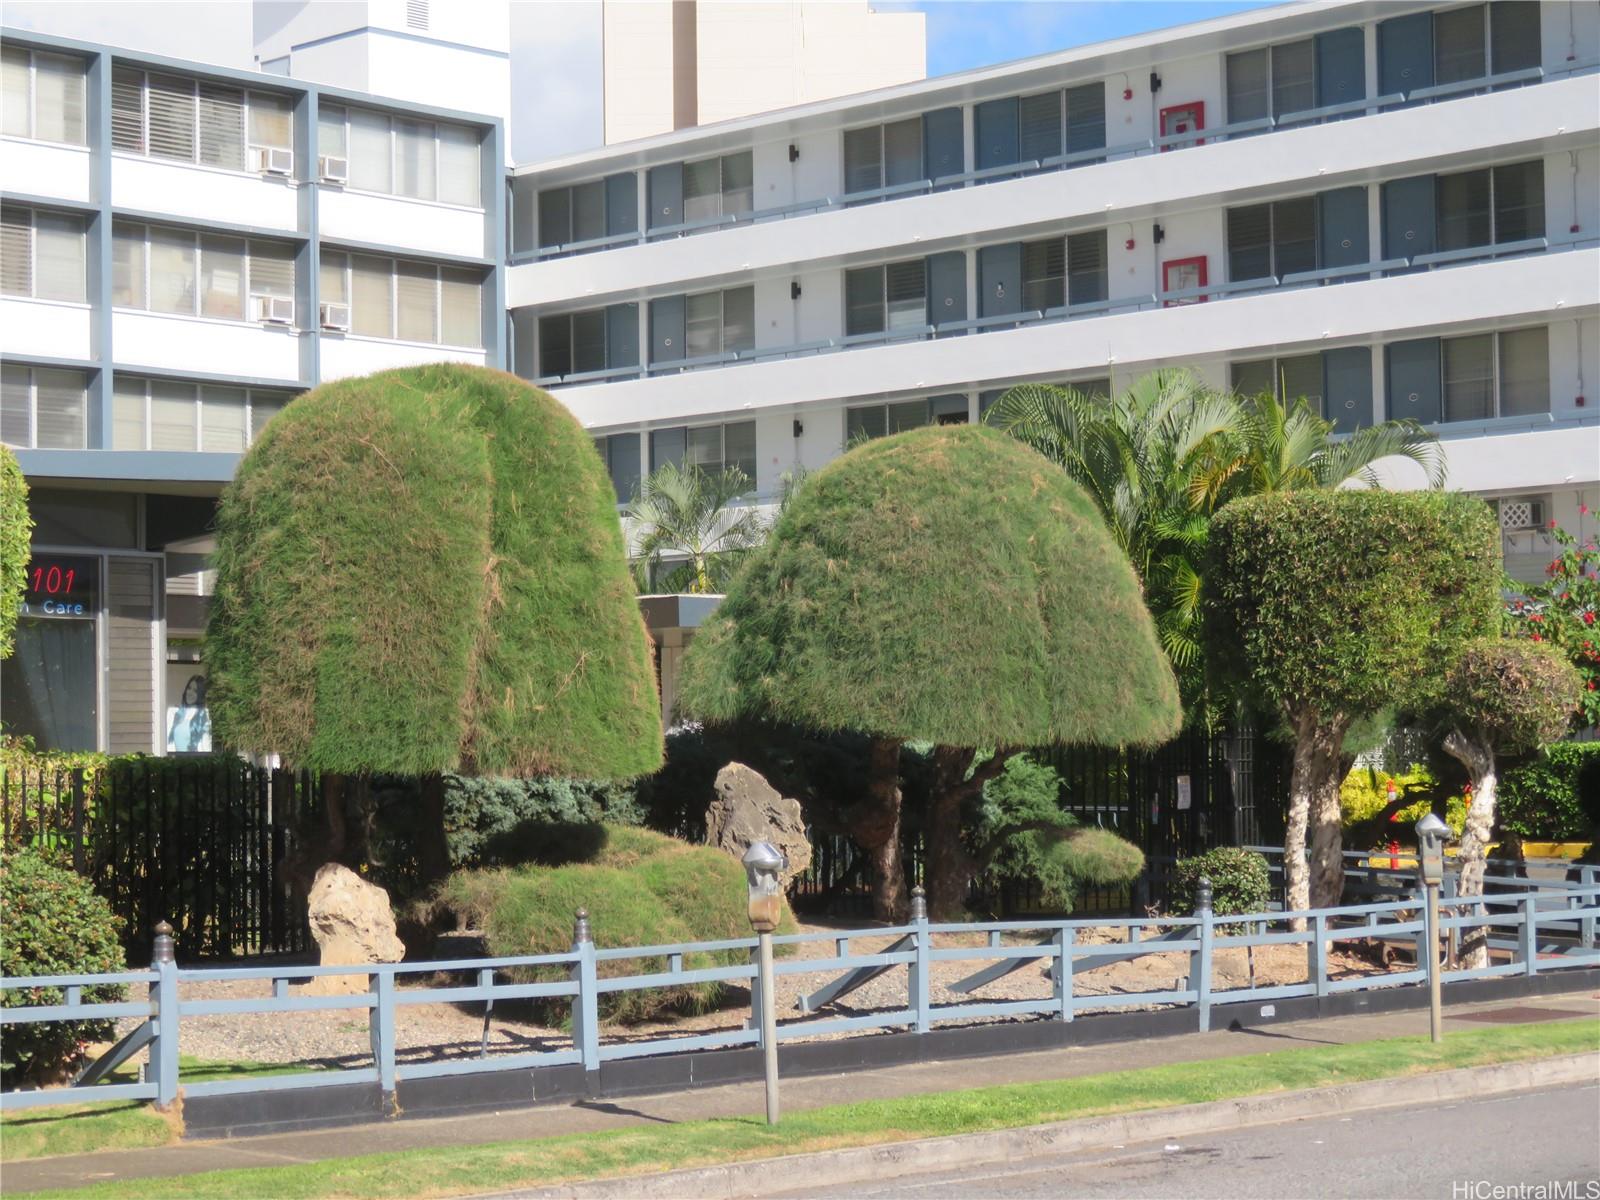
(0, 443), (28, 659)
(0, 850), (125, 1083)
(1497, 743), (1600, 841)
(1168, 847), (1272, 919)
(431, 826), (795, 1022)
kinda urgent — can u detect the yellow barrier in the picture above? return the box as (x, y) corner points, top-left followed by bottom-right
(1356, 841), (1592, 870)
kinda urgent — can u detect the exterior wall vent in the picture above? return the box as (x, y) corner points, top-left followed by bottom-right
(406, 1), (429, 31)
(1498, 497), (1546, 531)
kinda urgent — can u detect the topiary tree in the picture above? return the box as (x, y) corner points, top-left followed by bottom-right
(1435, 639), (1580, 966)
(0, 444), (30, 660)
(678, 426), (1180, 920)
(206, 365), (662, 886)
(1205, 491), (1500, 922)
(1, 849), (125, 1083)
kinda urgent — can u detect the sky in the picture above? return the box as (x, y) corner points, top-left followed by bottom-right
(2, 0), (1281, 161)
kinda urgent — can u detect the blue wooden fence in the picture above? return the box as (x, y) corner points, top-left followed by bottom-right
(4, 873), (1596, 1113)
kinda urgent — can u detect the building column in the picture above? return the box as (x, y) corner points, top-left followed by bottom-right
(297, 88), (320, 386)
(87, 49), (114, 449)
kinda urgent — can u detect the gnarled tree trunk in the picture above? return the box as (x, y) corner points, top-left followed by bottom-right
(1286, 711), (1350, 929)
(1442, 729), (1497, 969)
(922, 747), (1023, 920)
(853, 737), (908, 922)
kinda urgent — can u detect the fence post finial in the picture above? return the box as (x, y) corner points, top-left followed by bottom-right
(1195, 876), (1213, 915)
(572, 907), (592, 948)
(909, 886), (927, 923)
(151, 920), (175, 965)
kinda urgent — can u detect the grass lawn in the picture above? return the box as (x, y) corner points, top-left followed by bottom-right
(9, 1019), (1596, 1199)
(0, 1058), (322, 1163)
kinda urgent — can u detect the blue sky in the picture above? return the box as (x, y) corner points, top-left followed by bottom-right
(892, 1), (1281, 77)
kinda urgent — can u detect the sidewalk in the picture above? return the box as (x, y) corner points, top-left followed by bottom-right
(5, 989), (1597, 1194)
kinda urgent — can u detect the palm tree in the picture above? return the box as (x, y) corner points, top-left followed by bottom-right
(625, 461), (766, 594)
(985, 369), (1448, 718)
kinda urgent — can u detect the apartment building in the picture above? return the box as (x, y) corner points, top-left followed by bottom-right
(510, 0), (1600, 590)
(0, 28), (504, 754)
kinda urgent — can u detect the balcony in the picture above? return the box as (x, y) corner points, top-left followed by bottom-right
(513, 59), (1597, 269)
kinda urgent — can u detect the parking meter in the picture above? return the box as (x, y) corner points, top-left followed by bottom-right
(1416, 812), (1448, 885)
(743, 841), (786, 934)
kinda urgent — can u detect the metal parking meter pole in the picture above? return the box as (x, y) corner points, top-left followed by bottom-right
(1416, 813), (1449, 1044)
(743, 842), (786, 1125)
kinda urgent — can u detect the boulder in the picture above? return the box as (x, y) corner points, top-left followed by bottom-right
(302, 863), (405, 995)
(705, 762), (811, 886)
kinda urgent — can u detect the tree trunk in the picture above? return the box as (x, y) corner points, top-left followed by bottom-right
(924, 747), (978, 921)
(1442, 729), (1497, 969)
(416, 772), (453, 891)
(1285, 713), (1349, 928)
(852, 737), (908, 923)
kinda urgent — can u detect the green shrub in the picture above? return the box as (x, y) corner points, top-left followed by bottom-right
(0, 444), (28, 660)
(1339, 764), (1467, 845)
(1497, 743), (1600, 840)
(1168, 847), (1272, 919)
(431, 825), (794, 1023)
(0, 850), (126, 1083)
(978, 755), (1144, 911)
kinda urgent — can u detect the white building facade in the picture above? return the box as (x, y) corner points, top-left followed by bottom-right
(1, 28), (504, 753)
(511, 0), (1600, 588)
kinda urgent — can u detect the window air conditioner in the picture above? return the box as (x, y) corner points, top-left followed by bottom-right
(319, 301), (351, 331)
(1498, 497), (1545, 531)
(251, 146), (294, 176)
(318, 155), (349, 184)
(252, 294), (295, 325)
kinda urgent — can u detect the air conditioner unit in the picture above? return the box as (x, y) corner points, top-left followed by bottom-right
(1498, 497), (1546, 531)
(251, 145), (294, 176)
(252, 294), (295, 325)
(319, 301), (351, 331)
(318, 155), (349, 185)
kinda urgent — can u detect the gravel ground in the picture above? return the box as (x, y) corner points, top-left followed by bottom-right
(111, 920), (1408, 1070)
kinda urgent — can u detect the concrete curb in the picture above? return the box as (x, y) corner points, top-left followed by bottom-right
(500, 1052), (1600, 1199)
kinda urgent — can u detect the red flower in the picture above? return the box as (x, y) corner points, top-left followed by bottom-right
(1582, 504), (1592, 516)
(1532, 633), (1543, 642)
(1587, 613), (1597, 626)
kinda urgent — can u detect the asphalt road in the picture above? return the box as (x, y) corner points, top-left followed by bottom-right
(771, 1083), (1600, 1200)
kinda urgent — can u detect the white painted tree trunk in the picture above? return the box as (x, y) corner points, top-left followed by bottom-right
(1286, 713), (1349, 930)
(1443, 729), (1497, 970)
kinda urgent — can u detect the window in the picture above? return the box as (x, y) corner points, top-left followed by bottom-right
(113, 223), (299, 322)
(1271, 40), (1316, 117)
(1387, 327), (1549, 424)
(848, 396), (968, 441)
(1021, 239), (1063, 312)
(1226, 48), (1271, 122)
(1436, 161), (1544, 250)
(535, 174), (638, 250)
(321, 105), (482, 206)
(321, 251), (483, 346)
(1226, 198), (1316, 281)
(594, 432), (642, 503)
(844, 117), (924, 195)
(111, 68), (293, 170)
(1, 365), (87, 449)
(844, 260), (927, 337)
(1067, 230), (1108, 305)
(1442, 334), (1494, 422)
(536, 303), (638, 379)
(111, 376), (292, 451)
(1, 207), (85, 302)
(681, 151), (753, 224)
(649, 421), (756, 483)
(1227, 40), (1316, 120)
(1232, 354), (1325, 412)
(2, 47), (87, 145)
(681, 287), (753, 360)
(1435, 5), (1487, 85)
(1497, 326), (1549, 416)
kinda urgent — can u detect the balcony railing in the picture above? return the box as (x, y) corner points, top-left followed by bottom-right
(513, 59), (1597, 265)
(531, 230), (1597, 389)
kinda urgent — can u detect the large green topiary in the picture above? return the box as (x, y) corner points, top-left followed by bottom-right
(432, 825), (794, 1022)
(0, 444), (30, 660)
(680, 425), (1179, 919)
(207, 364), (661, 780)
(1497, 742), (1600, 840)
(1206, 490), (1501, 919)
(1, 849), (126, 1083)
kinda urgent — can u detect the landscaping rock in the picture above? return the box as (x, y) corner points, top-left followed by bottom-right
(303, 864), (405, 995)
(706, 762), (811, 886)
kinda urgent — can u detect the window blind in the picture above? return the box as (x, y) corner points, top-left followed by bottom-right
(1227, 48), (1271, 122)
(111, 66), (145, 152)
(722, 287), (755, 354)
(539, 189), (572, 248)
(843, 126), (882, 194)
(396, 260), (437, 342)
(1064, 82), (1106, 155)
(351, 254), (394, 337)
(1437, 169), (1492, 250)
(149, 229), (197, 315)
(318, 105), (347, 158)
(1435, 5), (1487, 84)
(395, 119), (436, 201)
(1271, 39), (1316, 117)
(438, 123), (480, 206)
(34, 52), (86, 145)
(147, 73), (197, 162)
(0, 207), (32, 297)
(845, 267), (884, 336)
(724, 421), (756, 481)
(201, 386), (248, 452)
(113, 377), (147, 450)
(112, 222), (146, 308)
(1492, 161), (1543, 243)
(441, 269), (479, 346)
(248, 241), (295, 298)
(538, 314), (572, 378)
(572, 310), (607, 374)
(683, 159), (720, 223)
(1023, 238), (1065, 311)
(0, 366), (29, 447)
(1019, 91), (1062, 162)
(1442, 333), (1494, 422)
(250, 396), (285, 442)
(685, 291), (721, 358)
(1227, 205), (1272, 281)
(198, 83), (245, 170)
(885, 259), (926, 331)
(1271, 198), (1317, 277)
(32, 368), (86, 450)
(150, 380), (197, 450)
(720, 152), (753, 215)
(249, 92), (292, 151)
(888, 400), (931, 435)
(1279, 354), (1324, 414)
(571, 181), (606, 243)
(1489, 0), (1540, 73)
(348, 109), (392, 193)
(1497, 327), (1548, 416)
(686, 424), (722, 469)
(1067, 231), (1108, 304)
(846, 406), (887, 442)
(883, 118), (923, 187)
(33, 213), (84, 303)
(199, 235), (246, 319)
(1, 47), (27, 139)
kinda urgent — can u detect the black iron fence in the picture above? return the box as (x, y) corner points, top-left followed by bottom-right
(1, 760), (317, 960)
(791, 725), (1291, 918)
